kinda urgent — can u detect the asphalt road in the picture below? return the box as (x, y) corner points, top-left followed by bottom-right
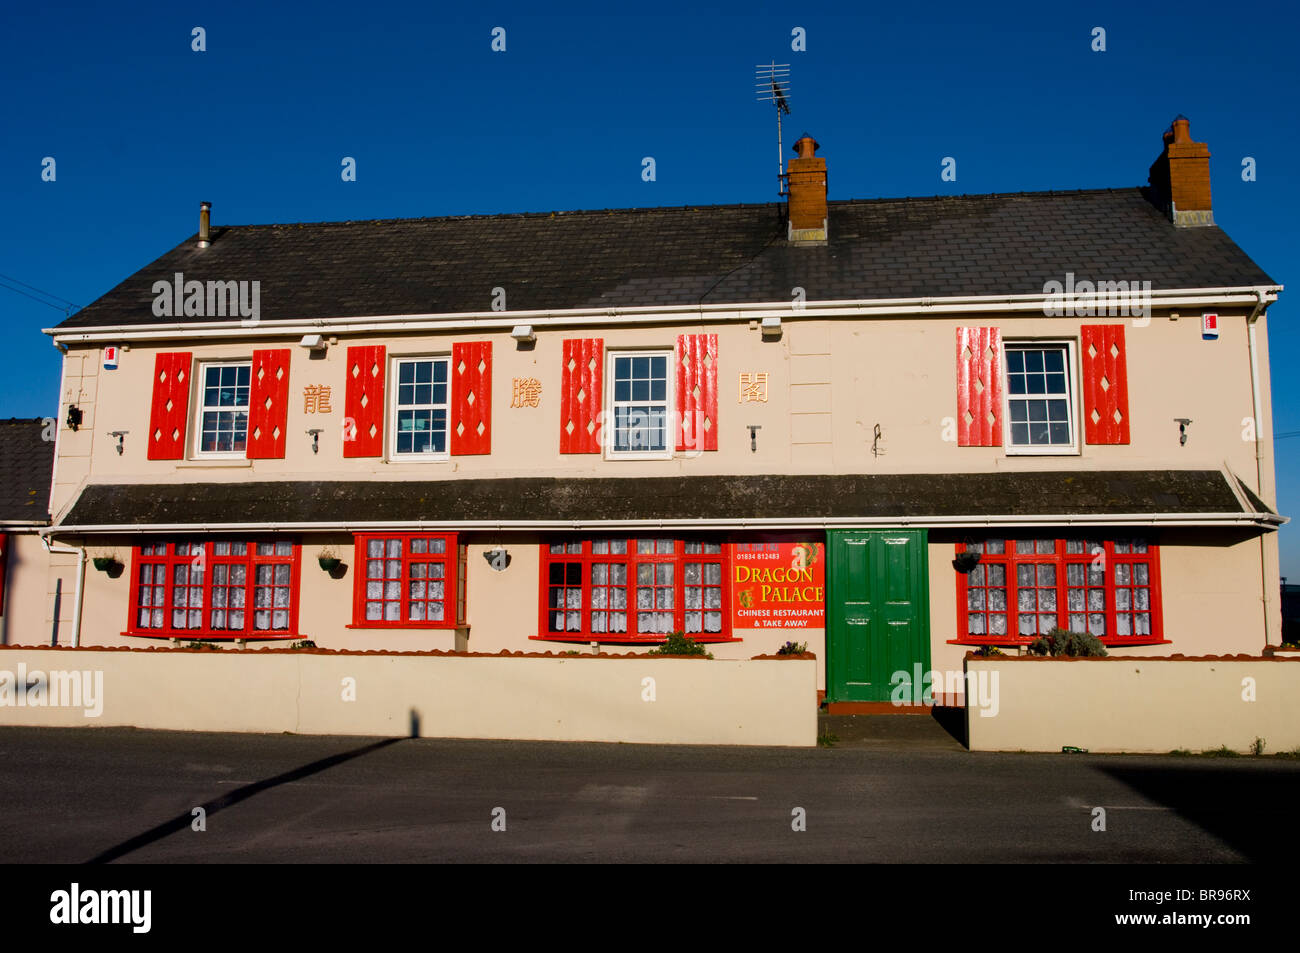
(0, 725), (1295, 863)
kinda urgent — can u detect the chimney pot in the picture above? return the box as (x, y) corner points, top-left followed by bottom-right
(198, 201), (211, 248)
(793, 134), (819, 159)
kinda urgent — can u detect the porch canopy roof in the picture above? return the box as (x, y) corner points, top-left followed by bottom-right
(50, 469), (1281, 534)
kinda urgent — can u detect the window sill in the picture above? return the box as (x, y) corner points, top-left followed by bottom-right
(948, 637), (1172, 648)
(176, 458), (253, 469)
(530, 634), (743, 646)
(346, 622), (459, 630)
(123, 631), (302, 641)
(1003, 447), (1081, 457)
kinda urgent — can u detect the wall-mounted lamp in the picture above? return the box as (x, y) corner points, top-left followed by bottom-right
(298, 334), (327, 352)
(871, 423), (885, 458)
(108, 430), (128, 455)
(748, 424), (762, 452)
(510, 325), (536, 346)
(65, 405), (82, 432)
(307, 428), (323, 454)
(1175, 418), (1192, 446)
(760, 316), (782, 339)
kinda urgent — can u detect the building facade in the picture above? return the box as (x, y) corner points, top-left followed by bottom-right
(27, 119), (1285, 703)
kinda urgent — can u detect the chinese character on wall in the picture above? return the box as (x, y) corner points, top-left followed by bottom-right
(511, 377), (542, 408)
(303, 385), (332, 414)
(738, 372), (769, 403)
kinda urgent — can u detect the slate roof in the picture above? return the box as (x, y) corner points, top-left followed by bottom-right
(53, 188), (1275, 331)
(0, 418), (54, 524)
(54, 470), (1270, 530)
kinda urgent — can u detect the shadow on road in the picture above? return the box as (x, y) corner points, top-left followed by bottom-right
(930, 706), (967, 747)
(1096, 762), (1296, 862)
(85, 736), (404, 864)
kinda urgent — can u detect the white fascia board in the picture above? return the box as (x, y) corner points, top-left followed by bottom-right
(44, 285), (1285, 344)
(45, 511), (1285, 536)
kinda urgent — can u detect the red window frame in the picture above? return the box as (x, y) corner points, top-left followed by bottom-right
(125, 539), (302, 640)
(350, 533), (461, 628)
(536, 537), (736, 644)
(954, 536), (1165, 646)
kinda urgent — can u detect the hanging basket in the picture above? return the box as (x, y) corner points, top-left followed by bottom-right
(951, 551), (981, 574)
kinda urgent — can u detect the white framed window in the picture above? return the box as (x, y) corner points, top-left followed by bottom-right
(1003, 341), (1079, 454)
(606, 350), (673, 459)
(194, 361), (251, 455)
(392, 356), (450, 458)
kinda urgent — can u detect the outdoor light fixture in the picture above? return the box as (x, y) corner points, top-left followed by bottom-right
(108, 430), (128, 455)
(298, 334), (326, 351)
(307, 428), (323, 454)
(1175, 418), (1192, 446)
(748, 424), (762, 452)
(65, 405), (82, 432)
(760, 316), (782, 338)
(510, 325), (536, 344)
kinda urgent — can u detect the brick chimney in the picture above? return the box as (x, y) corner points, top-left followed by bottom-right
(1147, 116), (1213, 227)
(787, 134), (827, 243)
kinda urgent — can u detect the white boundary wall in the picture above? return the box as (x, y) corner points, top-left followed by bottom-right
(0, 649), (816, 747)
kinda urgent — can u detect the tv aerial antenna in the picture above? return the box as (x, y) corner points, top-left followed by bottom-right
(755, 62), (792, 197)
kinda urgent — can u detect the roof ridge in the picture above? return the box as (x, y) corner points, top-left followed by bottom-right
(202, 187), (1146, 231)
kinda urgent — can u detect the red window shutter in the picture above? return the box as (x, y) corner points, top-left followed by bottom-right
(676, 333), (719, 452)
(560, 338), (603, 453)
(956, 327), (1003, 447)
(147, 351), (193, 460)
(343, 345), (386, 458)
(1081, 325), (1131, 445)
(246, 348), (291, 459)
(450, 341), (492, 455)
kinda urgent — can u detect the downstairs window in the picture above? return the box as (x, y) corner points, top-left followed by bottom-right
(539, 537), (730, 642)
(956, 536), (1163, 645)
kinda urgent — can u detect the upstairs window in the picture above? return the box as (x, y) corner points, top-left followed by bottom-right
(392, 357), (450, 457)
(608, 352), (671, 456)
(1004, 344), (1076, 452)
(195, 362), (251, 454)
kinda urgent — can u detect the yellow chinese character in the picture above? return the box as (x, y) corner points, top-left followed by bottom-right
(739, 372), (768, 403)
(512, 377), (542, 408)
(303, 385), (332, 414)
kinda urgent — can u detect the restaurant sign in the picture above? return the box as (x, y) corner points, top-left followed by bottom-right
(731, 539), (826, 629)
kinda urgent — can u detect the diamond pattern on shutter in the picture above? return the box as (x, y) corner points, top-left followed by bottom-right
(1081, 325), (1130, 445)
(246, 349), (290, 459)
(450, 341), (492, 455)
(676, 333), (718, 451)
(343, 345), (386, 458)
(956, 327), (1003, 447)
(560, 338), (603, 453)
(147, 352), (193, 460)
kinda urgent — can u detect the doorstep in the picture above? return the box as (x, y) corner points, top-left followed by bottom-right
(818, 710), (968, 750)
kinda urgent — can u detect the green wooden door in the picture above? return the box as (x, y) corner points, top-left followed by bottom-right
(826, 530), (930, 702)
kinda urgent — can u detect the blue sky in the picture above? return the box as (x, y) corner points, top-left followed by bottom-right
(2, 0), (1298, 568)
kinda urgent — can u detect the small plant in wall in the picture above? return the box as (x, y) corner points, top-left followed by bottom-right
(183, 640), (221, 651)
(1027, 627), (1108, 658)
(776, 640), (808, 656)
(648, 632), (714, 658)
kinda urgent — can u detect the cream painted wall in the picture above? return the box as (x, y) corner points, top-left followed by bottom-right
(2, 533), (64, 647)
(966, 657), (1300, 753)
(51, 310), (1278, 516)
(0, 647), (816, 746)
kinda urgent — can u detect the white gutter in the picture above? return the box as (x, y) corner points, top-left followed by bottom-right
(44, 285), (1284, 344)
(45, 511), (1285, 536)
(40, 536), (85, 649)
